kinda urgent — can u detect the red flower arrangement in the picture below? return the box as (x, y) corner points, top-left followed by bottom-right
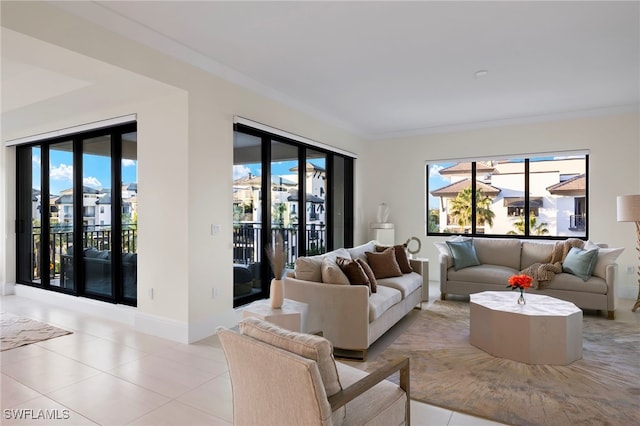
(507, 274), (532, 304)
(507, 274), (532, 291)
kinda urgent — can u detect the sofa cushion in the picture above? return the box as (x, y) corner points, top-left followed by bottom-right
(347, 241), (377, 263)
(356, 258), (377, 293)
(447, 264), (517, 285)
(545, 273), (609, 294)
(446, 239), (481, 270)
(238, 317), (345, 422)
(562, 247), (599, 281)
(368, 285), (402, 322)
(521, 241), (555, 270)
(474, 238), (521, 270)
(366, 247), (403, 279)
(336, 257), (371, 294)
(585, 241), (624, 280)
(377, 272), (422, 299)
(376, 244), (413, 273)
(294, 248), (351, 282)
(321, 257), (350, 285)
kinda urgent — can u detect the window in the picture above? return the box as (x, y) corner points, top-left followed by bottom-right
(15, 122), (137, 305)
(427, 154), (588, 238)
(232, 123), (354, 307)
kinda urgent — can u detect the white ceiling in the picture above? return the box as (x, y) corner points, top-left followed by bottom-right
(24, 2), (640, 138)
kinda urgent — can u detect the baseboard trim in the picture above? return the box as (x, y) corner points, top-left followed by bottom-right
(12, 284), (190, 343)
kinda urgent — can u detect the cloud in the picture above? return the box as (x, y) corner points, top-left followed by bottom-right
(32, 155), (41, 166)
(429, 165), (444, 177)
(122, 159), (136, 167)
(83, 176), (102, 188)
(233, 164), (252, 180)
(50, 164), (73, 181)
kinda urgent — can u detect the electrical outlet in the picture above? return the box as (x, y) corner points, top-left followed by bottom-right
(212, 287), (219, 298)
(211, 224), (221, 236)
(148, 288), (154, 299)
(627, 266), (635, 275)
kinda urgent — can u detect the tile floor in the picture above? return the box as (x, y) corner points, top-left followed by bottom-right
(2, 282), (638, 426)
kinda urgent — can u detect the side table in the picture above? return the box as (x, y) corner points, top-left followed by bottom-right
(242, 298), (309, 332)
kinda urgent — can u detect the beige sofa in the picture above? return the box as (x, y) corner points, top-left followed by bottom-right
(437, 237), (622, 319)
(284, 241), (428, 359)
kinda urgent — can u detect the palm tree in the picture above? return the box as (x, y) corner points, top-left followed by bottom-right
(508, 212), (549, 235)
(449, 187), (495, 229)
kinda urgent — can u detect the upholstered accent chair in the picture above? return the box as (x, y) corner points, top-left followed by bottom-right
(217, 317), (410, 426)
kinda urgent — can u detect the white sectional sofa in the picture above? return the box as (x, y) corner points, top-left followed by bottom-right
(437, 237), (623, 319)
(284, 241), (428, 359)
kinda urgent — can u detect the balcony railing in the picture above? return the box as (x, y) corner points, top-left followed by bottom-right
(233, 222), (326, 267)
(569, 214), (586, 231)
(30, 225), (137, 281)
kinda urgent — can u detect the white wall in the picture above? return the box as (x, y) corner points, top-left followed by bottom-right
(1, 1), (365, 342)
(365, 113), (640, 298)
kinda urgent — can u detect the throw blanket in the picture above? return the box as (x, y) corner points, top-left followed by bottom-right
(520, 238), (584, 289)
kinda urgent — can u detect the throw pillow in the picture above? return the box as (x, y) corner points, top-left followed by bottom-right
(321, 257), (350, 285)
(336, 257), (371, 294)
(434, 236), (470, 269)
(375, 244), (413, 273)
(584, 241), (624, 280)
(562, 247), (599, 281)
(355, 258), (377, 293)
(445, 239), (481, 270)
(365, 247), (403, 279)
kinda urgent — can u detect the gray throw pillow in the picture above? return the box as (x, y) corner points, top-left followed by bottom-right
(446, 239), (480, 270)
(562, 247), (599, 281)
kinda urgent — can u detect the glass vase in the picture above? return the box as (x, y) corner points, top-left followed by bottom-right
(517, 291), (526, 305)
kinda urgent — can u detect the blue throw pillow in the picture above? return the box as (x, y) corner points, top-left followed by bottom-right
(445, 239), (480, 271)
(563, 247), (599, 281)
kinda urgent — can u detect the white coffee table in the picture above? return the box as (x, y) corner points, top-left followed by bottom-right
(470, 291), (582, 365)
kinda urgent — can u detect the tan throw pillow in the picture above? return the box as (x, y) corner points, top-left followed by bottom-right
(321, 257), (350, 285)
(336, 257), (371, 294)
(376, 244), (413, 273)
(366, 247), (403, 279)
(356, 258), (377, 293)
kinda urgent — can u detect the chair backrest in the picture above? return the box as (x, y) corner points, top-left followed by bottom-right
(218, 328), (334, 426)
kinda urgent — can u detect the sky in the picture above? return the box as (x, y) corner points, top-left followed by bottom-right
(32, 148), (138, 195)
(233, 159), (325, 181)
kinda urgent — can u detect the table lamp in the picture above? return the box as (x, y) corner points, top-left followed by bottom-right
(617, 194), (640, 312)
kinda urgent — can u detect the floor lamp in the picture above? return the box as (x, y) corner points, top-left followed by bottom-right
(617, 194), (640, 312)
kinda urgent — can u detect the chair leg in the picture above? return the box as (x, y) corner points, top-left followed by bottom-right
(441, 292), (446, 300)
(607, 310), (615, 320)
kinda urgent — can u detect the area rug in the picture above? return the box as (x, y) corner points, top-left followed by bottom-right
(1, 312), (72, 351)
(360, 300), (640, 426)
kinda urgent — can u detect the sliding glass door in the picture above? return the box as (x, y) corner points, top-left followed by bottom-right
(232, 124), (354, 307)
(15, 122), (137, 305)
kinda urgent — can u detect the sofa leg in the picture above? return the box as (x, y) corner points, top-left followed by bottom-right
(334, 348), (367, 362)
(441, 292), (446, 301)
(607, 310), (615, 320)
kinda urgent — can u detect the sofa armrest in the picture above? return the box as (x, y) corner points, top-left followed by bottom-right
(284, 276), (370, 350)
(409, 258), (429, 302)
(605, 263), (618, 313)
(439, 253), (451, 296)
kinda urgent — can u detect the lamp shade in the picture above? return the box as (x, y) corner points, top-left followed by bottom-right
(617, 195), (640, 222)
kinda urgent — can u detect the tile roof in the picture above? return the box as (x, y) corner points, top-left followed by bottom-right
(546, 174), (585, 196)
(438, 162), (495, 175)
(430, 178), (501, 197)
